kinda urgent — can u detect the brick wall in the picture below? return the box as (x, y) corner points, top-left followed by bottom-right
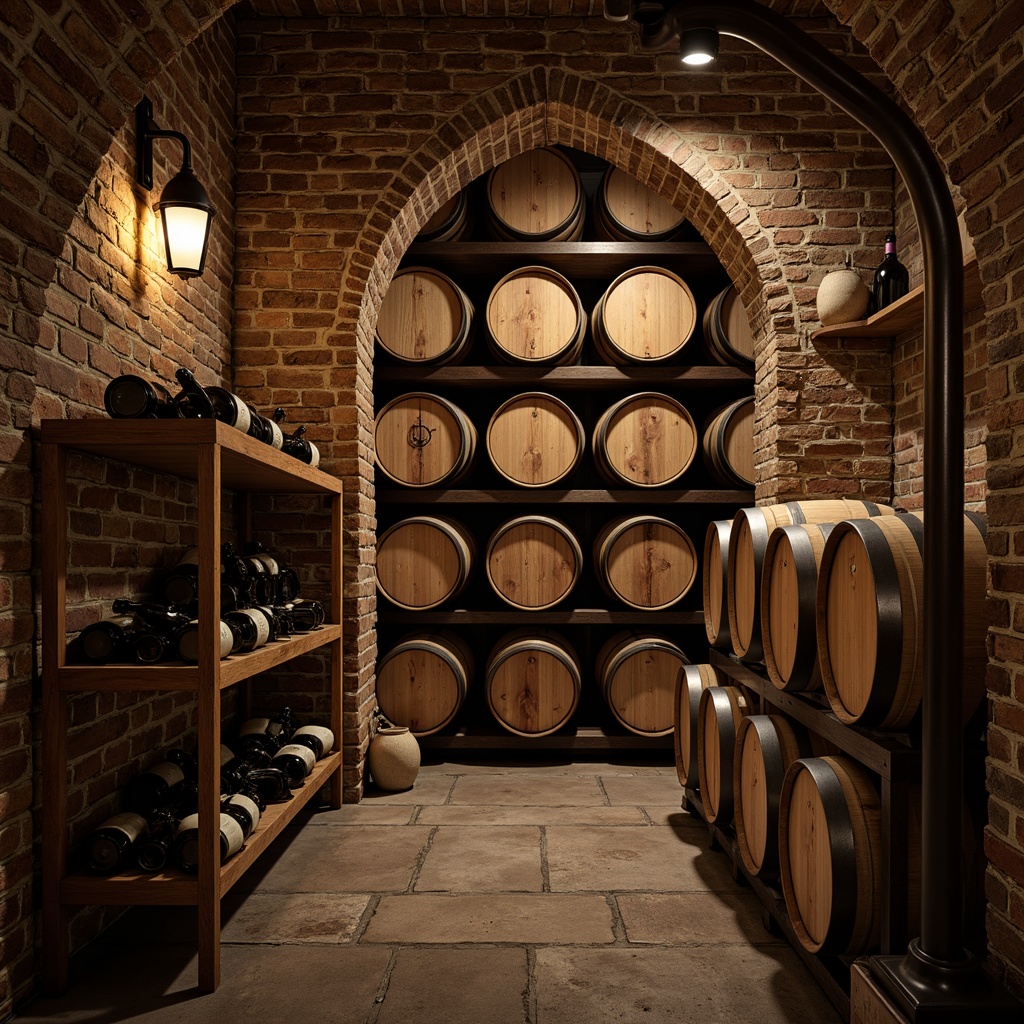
(2, 0), (1024, 1011)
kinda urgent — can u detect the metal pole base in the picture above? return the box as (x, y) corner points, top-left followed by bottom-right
(870, 941), (1024, 1023)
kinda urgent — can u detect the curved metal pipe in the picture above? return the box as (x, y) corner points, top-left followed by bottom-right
(628, 0), (968, 975)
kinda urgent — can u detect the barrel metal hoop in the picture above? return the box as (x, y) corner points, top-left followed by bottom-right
(749, 715), (786, 874)
(783, 524), (824, 691)
(706, 687), (740, 822)
(736, 509), (771, 660)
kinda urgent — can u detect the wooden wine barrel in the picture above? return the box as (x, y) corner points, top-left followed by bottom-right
(760, 523), (836, 694)
(733, 715), (812, 879)
(417, 189), (470, 242)
(485, 630), (581, 737)
(702, 520), (732, 649)
(375, 267), (475, 365)
(593, 165), (688, 242)
(702, 398), (755, 489)
(697, 685), (752, 825)
(816, 510), (987, 729)
(779, 756), (886, 955)
(702, 285), (756, 368)
(594, 516), (698, 610)
(485, 147), (585, 242)
(592, 393), (698, 487)
(376, 516), (475, 610)
(590, 267), (697, 364)
(728, 499), (895, 663)
(374, 393), (477, 488)
(485, 515), (582, 610)
(486, 392), (585, 488)
(375, 632), (475, 736)
(596, 632), (689, 737)
(673, 663), (722, 788)
(486, 266), (586, 366)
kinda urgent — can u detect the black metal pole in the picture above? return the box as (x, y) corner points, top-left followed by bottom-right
(609, 2), (1021, 1017)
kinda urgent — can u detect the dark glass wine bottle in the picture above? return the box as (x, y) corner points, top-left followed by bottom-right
(271, 743), (315, 786)
(173, 812), (245, 871)
(135, 809), (179, 873)
(173, 367), (217, 419)
(223, 609), (270, 652)
(174, 619), (235, 663)
(222, 790), (261, 839)
(235, 708), (294, 757)
(871, 232), (910, 312)
(74, 614), (146, 664)
(123, 748), (197, 816)
(281, 424), (321, 468)
(87, 812), (149, 873)
(104, 375), (175, 419)
(112, 599), (192, 638)
(291, 725), (335, 760)
(133, 631), (169, 664)
(286, 599), (325, 632)
(205, 387), (252, 433)
(277, 565), (301, 603)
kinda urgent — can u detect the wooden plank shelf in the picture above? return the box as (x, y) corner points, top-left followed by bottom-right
(377, 488), (753, 505)
(419, 727), (672, 751)
(57, 624), (345, 693)
(810, 253), (982, 340)
(374, 365), (753, 389)
(379, 610), (705, 626)
(59, 752), (341, 905)
(404, 240), (724, 278)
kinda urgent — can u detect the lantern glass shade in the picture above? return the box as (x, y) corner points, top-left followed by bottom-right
(154, 166), (215, 278)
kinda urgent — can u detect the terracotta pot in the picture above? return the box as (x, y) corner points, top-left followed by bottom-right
(816, 268), (870, 326)
(367, 724), (421, 791)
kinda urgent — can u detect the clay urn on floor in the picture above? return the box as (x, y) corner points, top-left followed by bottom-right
(367, 708), (421, 791)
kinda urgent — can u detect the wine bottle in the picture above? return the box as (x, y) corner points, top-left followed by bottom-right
(162, 549), (202, 607)
(73, 614), (146, 664)
(281, 424), (321, 469)
(205, 387), (252, 434)
(251, 605), (282, 641)
(104, 375), (175, 419)
(223, 609), (270, 652)
(243, 767), (292, 803)
(172, 812), (245, 871)
(271, 743), (315, 786)
(277, 565), (301, 603)
(174, 619), (235, 663)
(240, 554), (273, 604)
(222, 790), (261, 839)
(123, 748), (196, 815)
(112, 599), (192, 638)
(291, 725), (334, 760)
(286, 599), (325, 632)
(87, 812), (149, 873)
(871, 232), (910, 312)
(133, 631), (169, 664)
(135, 809), (179, 873)
(236, 708), (294, 757)
(172, 367), (216, 419)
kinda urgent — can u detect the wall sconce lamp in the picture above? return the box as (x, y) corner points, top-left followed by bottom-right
(135, 97), (216, 279)
(679, 27), (718, 65)
(608, 1), (1021, 1021)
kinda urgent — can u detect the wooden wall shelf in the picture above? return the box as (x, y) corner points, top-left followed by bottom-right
(375, 365), (753, 389)
(377, 488), (753, 505)
(810, 254), (982, 340)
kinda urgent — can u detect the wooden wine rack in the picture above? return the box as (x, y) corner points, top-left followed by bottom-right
(40, 418), (344, 994)
(373, 165), (756, 750)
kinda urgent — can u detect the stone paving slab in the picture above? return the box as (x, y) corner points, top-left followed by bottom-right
(361, 774), (458, 805)
(546, 825), (745, 893)
(362, 894), (616, 944)
(416, 804), (648, 826)
(617, 891), (786, 945)
(14, 944), (391, 1024)
(376, 947), (528, 1024)
(418, 759), (675, 777)
(235, 824), (430, 894)
(303, 803), (418, 825)
(415, 825), (543, 892)
(220, 891), (370, 943)
(449, 775), (608, 806)
(600, 773), (688, 806)
(535, 946), (842, 1024)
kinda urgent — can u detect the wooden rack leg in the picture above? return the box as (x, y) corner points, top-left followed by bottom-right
(330, 492), (344, 810)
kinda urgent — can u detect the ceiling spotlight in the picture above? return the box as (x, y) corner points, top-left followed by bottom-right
(680, 27), (719, 66)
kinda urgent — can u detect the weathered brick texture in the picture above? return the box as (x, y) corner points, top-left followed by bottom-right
(1, 0), (1023, 1013)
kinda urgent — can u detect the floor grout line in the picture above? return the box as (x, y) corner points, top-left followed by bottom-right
(539, 825), (551, 893)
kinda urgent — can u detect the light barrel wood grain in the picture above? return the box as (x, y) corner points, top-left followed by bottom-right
(485, 147), (584, 242)
(702, 397), (755, 489)
(593, 165), (689, 242)
(697, 684), (752, 824)
(486, 392), (585, 488)
(376, 516), (475, 610)
(595, 632), (689, 737)
(702, 520), (732, 648)
(673, 663), (722, 788)
(702, 285), (756, 368)
(486, 515), (582, 611)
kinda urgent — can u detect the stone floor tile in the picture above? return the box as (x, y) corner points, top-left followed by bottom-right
(420, 758), (674, 777)
(449, 775), (608, 806)
(14, 943), (391, 1024)
(235, 824), (430, 893)
(546, 825), (744, 892)
(416, 826), (543, 892)
(362, 894), (615, 944)
(361, 774), (457, 805)
(617, 892), (785, 945)
(416, 804), (647, 826)
(220, 892), (370, 943)
(601, 773), (687, 806)
(376, 947), (528, 1024)
(303, 803), (418, 825)
(644, 807), (702, 827)
(535, 946), (842, 1024)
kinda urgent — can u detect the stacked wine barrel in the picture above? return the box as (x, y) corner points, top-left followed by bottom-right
(373, 148), (756, 743)
(683, 496), (989, 957)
